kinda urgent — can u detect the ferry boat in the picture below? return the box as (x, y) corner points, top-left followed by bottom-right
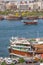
(8, 37), (43, 59)
(8, 37), (35, 58)
(23, 20), (38, 25)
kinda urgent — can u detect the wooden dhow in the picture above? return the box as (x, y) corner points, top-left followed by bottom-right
(27, 16), (38, 20)
(5, 14), (22, 20)
(0, 15), (4, 20)
(23, 20), (38, 25)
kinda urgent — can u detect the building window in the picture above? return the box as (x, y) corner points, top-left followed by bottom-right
(29, 7), (31, 10)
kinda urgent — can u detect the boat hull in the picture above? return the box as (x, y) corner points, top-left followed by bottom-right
(9, 48), (33, 57)
(24, 21), (37, 25)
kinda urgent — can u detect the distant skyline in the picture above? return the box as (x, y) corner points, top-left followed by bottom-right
(1, 0), (34, 1)
(0, 0), (37, 2)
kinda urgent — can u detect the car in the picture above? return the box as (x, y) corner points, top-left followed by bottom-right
(12, 60), (17, 64)
(5, 58), (12, 64)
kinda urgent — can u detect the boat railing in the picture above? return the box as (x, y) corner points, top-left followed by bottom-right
(34, 20), (37, 22)
(12, 47), (34, 52)
(11, 45), (31, 48)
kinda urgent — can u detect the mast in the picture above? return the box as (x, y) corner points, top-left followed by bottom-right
(36, 31), (40, 42)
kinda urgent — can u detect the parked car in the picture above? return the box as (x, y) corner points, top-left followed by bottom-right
(4, 57), (12, 64)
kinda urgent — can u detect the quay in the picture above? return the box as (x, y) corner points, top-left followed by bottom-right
(0, 15), (43, 20)
(16, 63), (40, 65)
(0, 57), (40, 65)
(0, 15), (43, 21)
(3, 15), (43, 20)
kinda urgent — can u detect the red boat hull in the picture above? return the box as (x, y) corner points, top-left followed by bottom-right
(9, 48), (33, 57)
(24, 22), (37, 25)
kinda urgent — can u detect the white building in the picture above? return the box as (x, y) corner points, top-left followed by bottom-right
(25, 0), (43, 11)
(0, 0), (43, 11)
(18, 1), (29, 11)
(6, 1), (18, 11)
(0, 1), (6, 11)
(18, 0), (43, 11)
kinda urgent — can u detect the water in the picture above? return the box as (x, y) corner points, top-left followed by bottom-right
(0, 19), (43, 57)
